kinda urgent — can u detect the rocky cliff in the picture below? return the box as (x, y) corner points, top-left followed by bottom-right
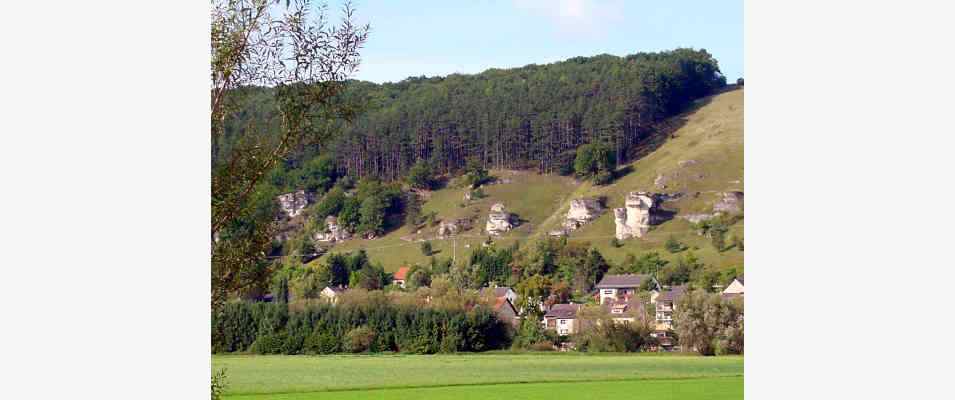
(613, 192), (661, 240)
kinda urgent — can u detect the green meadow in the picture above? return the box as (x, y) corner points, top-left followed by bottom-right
(214, 353), (743, 399)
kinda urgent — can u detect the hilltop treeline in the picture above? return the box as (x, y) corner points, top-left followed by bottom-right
(217, 48), (726, 182)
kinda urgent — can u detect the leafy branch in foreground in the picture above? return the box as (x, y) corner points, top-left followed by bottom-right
(211, 0), (369, 311)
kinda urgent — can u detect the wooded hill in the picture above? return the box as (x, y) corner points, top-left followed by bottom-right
(216, 48), (727, 183)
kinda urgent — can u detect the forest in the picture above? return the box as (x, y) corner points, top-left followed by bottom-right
(215, 48), (727, 185)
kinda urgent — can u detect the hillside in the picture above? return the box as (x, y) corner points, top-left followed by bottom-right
(311, 87), (743, 273)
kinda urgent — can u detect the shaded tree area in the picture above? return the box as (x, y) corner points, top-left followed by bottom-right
(215, 48), (726, 183)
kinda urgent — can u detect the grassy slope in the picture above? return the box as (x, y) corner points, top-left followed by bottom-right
(310, 88), (743, 273)
(214, 354), (743, 397)
(226, 377), (743, 400)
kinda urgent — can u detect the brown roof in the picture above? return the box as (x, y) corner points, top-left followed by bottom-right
(544, 303), (581, 319)
(393, 267), (410, 280)
(493, 297), (517, 314)
(595, 274), (654, 289)
(721, 292), (743, 300)
(657, 285), (688, 303)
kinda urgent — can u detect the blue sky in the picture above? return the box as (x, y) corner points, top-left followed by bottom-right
(341, 0), (742, 84)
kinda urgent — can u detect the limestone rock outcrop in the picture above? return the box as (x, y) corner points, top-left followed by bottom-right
(276, 190), (311, 218)
(438, 218), (472, 237)
(486, 203), (514, 235)
(713, 191), (744, 214)
(561, 198), (603, 232)
(314, 215), (351, 243)
(613, 192), (661, 240)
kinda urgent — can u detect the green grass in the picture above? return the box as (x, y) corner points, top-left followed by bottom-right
(225, 377), (743, 400)
(309, 89), (744, 273)
(213, 353), (743, 398)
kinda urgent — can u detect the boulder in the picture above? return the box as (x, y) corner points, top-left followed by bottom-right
(486, 204), (514, 236)
(438, 218), (472, 237)
(613, 192), (661, 240)
(562, 198), (603, 232)
(276, 190), (312, 218)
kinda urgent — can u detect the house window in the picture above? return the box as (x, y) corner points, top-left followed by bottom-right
(603, 290), (613, 295)
(559, 319), (567, 325)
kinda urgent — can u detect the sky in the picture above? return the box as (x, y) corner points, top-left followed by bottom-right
(337, 0), (742, 84)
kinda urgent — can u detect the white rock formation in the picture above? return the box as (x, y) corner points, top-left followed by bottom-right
(486, 204), (514, 235)
(438, 218), (472, 237)
(276, 190), (311, 218)
(713, 191), (744, 214)
(314, 215), (350, 243)
(613, 192), (659, 240)
(562, 198), (603, 232)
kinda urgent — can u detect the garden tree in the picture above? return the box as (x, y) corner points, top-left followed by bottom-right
(321, 253), (350, 287)
(511, 317), (556, 350)
(657, 251), (703, 286)
(611, 251), (669, 275)
(211, 0), (369, 311)
(272, 275), (289, 303)
(575, 306), (654, 352)
(405, 265), (432, 289)
(406, 160), (436, 190)
(420, 241), (433, 256)
(711, 226), (727, 251)
(430, 256), (452, 274)
(673, 289), (744, 355)
(514, 274), (553, 318)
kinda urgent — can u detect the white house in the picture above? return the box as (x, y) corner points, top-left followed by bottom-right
(320, 286), (346, 304)
(595, 274), (660, 305)
(543, 303), (581, 336)
(392, 266), (410, 288)
(722, 275), (744, 295)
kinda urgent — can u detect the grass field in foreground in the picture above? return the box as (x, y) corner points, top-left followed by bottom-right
(226, 377), (742, 400)
(213, 353), (743, 397)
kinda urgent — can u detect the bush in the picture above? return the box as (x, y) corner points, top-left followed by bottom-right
(665, 235), (686, 253)
(344, 326), (377, 353)
(250, 332), (288, 354)
(305, 330), (340, 354)
(610, 238), (622, 248)
(420, 241), (433, 256)
(211, 368), (227, 400)
(529, 341), (556, 351)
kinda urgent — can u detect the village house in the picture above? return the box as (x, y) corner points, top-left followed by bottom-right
(595, 274), (661, 305)
(480, 286), (517, 305)
(320, 286), (346, 304)
(392, 266), (410, 288)
(543, 303), (582, 336)
(722, 275), (744, 295)
(606, 299), (647, 325)
(493, 297), (519, 327)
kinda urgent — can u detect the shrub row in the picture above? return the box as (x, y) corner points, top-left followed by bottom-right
(212, 301), (510, 354)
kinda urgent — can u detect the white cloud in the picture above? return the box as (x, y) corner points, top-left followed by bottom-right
(514, 0), (624, 37)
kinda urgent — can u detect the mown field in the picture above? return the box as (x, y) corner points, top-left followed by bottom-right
(213, 353), (743, 399)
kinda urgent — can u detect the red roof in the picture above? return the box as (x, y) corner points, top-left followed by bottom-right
(393, 267), (410, 280)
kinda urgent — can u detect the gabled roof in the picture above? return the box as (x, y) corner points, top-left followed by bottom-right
(481, 286), (514, 297)
(656, 285), (688, 303)
(393, 266), (410, 280)
(595, 274), (654, 289)
(493, 297), (517, 314)
(544, 303), (581, 319)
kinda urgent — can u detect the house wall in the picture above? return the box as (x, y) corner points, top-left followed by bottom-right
(556, 318), (577, 335)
